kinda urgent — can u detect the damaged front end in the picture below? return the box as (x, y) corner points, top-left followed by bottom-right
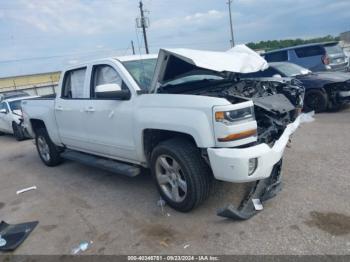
(327, 79), (350, 107)
(152, 47), (304, 220)
(218, 160), (282, 220)
(197, 78), (304, 145)
(199, 78), (304, 219)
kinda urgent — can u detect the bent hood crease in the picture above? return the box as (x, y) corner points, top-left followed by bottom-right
(150, 45), (269, 92)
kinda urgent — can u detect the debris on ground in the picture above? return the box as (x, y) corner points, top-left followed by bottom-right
(157, 198), (166, 208)
(157, 198), (166, 215)
(252, 199), (263, 211)
(159, 240), (169, 247)
(16, 186), (37, 195)
(71, 241), (93, 255)
(300, 111), (315, 123)
(184, 244), (190, 249)
(0, 220), (39, 251)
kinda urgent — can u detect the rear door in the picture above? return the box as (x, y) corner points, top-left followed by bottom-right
(293, 45), (325, 71)
(79, 62), (137, 161)
(55, 67), (89, 150)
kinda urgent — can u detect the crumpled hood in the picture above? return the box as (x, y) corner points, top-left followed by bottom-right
(150, 45), (268, 92)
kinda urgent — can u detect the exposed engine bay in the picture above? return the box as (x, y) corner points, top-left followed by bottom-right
(158, 76), (305, 145)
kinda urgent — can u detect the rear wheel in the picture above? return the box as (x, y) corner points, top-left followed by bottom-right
(151, 138), (212, 212)
(12, 122), (25, 141)
(35, 128), (62, 166)
(304, 90), (328, 113)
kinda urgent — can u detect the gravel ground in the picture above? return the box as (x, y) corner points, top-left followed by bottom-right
(0, 107), (349, 255)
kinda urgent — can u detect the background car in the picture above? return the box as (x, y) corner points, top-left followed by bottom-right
(263, 42), (348, 72)
(0, 93), (38, 140)
(241, 62), (350, 112)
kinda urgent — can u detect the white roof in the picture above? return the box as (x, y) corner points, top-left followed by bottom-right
(115, 54), (158, 62)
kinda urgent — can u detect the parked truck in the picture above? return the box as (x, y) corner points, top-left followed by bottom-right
(22, 46), (304, 219)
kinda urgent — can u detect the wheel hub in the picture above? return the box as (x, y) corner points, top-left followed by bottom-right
(155, 155), (188, 203)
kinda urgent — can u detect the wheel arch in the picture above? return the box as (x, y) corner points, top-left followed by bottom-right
(30, 119), (47, 134)
(142, 129), (198, 165)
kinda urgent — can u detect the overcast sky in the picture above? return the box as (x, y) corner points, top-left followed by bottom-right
(0, 0), (349, 77)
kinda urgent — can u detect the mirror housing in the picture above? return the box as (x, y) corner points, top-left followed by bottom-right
(272, 74), (283, 78)
(0, 108), (7, 114)
(95, 83), (131, 100)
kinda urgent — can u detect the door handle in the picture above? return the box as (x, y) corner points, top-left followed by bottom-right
(85, 107), (95, 112)
(55, 106), (64, 111)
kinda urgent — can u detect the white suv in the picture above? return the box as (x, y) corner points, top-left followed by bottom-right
(0, 94), (38, 140)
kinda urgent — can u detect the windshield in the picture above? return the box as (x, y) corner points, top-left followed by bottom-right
(122, 58), (157, 90)
(163, 74), (224, 86)
(273, 63), (309, 77)
(324, 44), (343, 55)
(9, 100), (22, 112)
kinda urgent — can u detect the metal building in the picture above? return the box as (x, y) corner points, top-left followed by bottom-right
(0, 71), (60, 96)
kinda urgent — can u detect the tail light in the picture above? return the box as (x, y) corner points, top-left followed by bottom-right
(322, 55), (330, 65)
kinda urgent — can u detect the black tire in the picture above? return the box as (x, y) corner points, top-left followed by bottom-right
(304, 89), (328, 113)
(12, 122), (25, 141)
(35, 128), (62, 166)
(150, 138), (212, 212)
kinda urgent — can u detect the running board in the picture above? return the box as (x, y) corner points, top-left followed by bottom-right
(61, 150), (141, 177)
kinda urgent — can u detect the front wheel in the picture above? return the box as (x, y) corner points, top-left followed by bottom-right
(35, 128), (62, 166)
(151, 138), (212, 212)
(304, 90), (328, 113)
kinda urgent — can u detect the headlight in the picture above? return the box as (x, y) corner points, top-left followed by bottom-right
(215, 106), (255, 125)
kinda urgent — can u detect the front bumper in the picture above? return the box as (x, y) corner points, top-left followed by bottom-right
(217, 160), (283, 220)
(337, 90), (350, 103)
(207, 115), (300, 183)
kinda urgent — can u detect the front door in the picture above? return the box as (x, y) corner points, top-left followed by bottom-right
(80, 63), (137, 161)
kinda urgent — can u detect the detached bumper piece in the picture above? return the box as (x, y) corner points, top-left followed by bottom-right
(0, 220), (38, 251)
(217, 160), (282, 220)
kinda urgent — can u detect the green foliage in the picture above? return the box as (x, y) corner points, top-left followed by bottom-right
(247, 35), (340, 51)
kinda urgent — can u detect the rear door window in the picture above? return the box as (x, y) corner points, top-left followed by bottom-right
(62, 68), (87, 99)
(264, 51), (288, 62)
(295, 45), (325, 58)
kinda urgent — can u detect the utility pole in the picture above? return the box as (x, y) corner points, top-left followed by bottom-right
(227, 0), (235, 47)
(131, 40), (135, 55)
(138, 1), (149, 54)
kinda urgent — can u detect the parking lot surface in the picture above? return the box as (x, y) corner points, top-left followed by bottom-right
(0, 107), (350, 255)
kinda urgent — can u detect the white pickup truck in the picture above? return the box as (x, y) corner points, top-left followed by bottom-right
(22, 46), (304, 219)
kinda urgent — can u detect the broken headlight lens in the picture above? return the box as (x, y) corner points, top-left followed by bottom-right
(215, 107), (255, 125)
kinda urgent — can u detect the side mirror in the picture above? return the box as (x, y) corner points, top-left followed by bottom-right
(272, 74), (283, 78)
(0, 108), (7, 114)
(95, 83), (131, 100)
